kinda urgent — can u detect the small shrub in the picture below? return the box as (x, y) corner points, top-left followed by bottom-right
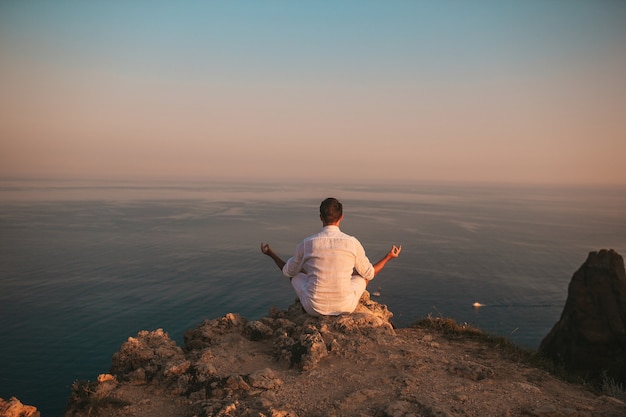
(602, 372), (626, 402)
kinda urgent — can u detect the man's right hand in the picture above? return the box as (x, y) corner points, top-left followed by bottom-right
(261, 242), (287, 271)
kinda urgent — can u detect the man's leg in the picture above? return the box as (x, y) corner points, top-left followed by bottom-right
(290, 273), (319, 316)
(291, 272), (307, 301)
(348, 274), (368, 312)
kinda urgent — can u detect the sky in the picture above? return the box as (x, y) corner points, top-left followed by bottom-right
(1, 1), (625, 185)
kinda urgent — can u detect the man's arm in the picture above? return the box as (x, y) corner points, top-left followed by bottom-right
(260, 243), (286, 271)
(261, 242), (308, 275)
(372, 245), (402, 276)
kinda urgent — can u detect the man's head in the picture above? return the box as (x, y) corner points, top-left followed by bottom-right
(320, 197), (343, 225)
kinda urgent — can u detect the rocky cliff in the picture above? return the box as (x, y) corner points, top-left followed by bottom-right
(54, 291), (624, 417)
(0, 397), (40, 417)
(540, 249), (626, 383)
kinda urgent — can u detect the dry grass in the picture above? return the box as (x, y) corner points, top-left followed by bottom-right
(66, 380), (130, 416)
(602, 372), (626, 402)
(412, 316), (576, 382)
(413, 316), (626, 402)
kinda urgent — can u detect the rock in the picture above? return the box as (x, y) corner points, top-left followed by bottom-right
(183, 313), (247, 350)
(296, 325), (328, 370)
(225, 374), (250, 391)
(514, 382), (542, 394)
(334, 311), (395, 336)
(356, 290), (394, 323)
(447, 360), (494, 381)
(244, 320), (274, 340)
(540, 249), (626, 382)
(248, 368), (283, 389)
(109, 328), (185, 382)
(97, 374), (115, 383)
(0, 397), (40, 417)
(382, 400), (417, 417)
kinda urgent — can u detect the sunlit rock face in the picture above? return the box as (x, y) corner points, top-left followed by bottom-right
(540, 249), (626, 382)
(0, 397), (40, 417)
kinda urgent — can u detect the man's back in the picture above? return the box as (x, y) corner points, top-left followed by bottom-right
(283, 226), (375, 315)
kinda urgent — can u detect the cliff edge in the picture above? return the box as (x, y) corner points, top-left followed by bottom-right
(54, 291), (625, 417)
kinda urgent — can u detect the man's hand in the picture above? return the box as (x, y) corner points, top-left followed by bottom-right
(260, 242), (273, 255)
(388, 244), (402, 258)
(261, 242), (287, 271)
(372, 244), (402, 276)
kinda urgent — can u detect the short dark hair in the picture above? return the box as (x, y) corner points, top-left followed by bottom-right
(320, 197), (343, 224)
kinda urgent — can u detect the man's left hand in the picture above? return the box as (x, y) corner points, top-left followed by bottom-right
(388, 245), (402, 258)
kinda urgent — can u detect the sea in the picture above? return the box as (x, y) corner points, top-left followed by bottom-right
(1, 179), (625, 416)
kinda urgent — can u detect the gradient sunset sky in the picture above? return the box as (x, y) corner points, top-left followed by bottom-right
(1, 1), (625, 185)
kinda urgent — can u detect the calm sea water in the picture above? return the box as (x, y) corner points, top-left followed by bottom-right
(1, 180), (625, 416)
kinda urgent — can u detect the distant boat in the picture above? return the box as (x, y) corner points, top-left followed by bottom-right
(372, 287), (382, 297)
(472, 302), (486, 308)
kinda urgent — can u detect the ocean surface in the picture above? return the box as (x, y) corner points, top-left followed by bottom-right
(1, 180), (625, 416)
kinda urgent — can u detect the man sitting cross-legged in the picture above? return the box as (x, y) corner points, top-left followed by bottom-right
(261, 197), (401, 316)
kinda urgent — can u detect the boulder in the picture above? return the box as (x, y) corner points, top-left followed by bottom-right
(183, 312), (247, 350)
(0, 397), (40, 417)
(540, 249), (626, 382)
(109, 328), (185, 384)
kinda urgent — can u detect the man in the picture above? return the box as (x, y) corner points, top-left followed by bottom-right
(261, 197), (401, 316)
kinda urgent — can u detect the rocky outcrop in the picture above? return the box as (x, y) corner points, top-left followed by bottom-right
(59, 290), (626, 417)
(63, 292), (400, 417)
(540, 249), (626, 382)
(0, 397), (40, 417)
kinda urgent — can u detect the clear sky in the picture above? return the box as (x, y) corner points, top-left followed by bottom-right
(1, 1), (625, 185)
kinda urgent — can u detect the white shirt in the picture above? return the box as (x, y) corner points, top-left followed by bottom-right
(282, 225), (375, 315)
